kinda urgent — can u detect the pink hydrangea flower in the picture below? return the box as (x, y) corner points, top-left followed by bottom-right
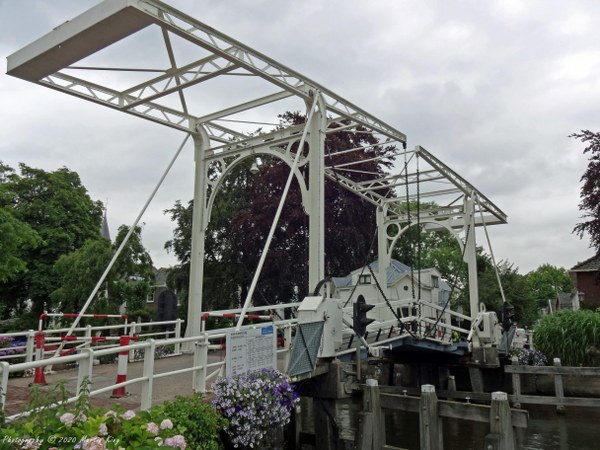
(164, 434), (186, 449)
(21, 439), (40, 450)
(160, 418), (173, 430)
(98, 422), (108, 436)
(146, 422), (160, 435)
(60, 412), (76, 427)
(83, 437), (107, 450)
(120, 410), (136, 420)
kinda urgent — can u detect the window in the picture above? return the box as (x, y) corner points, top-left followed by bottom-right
(432, 275), (439, 288)
(358, 274), (371, 285)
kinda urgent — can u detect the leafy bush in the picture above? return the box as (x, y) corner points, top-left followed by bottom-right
(534, 309), (600, 366)
(1, 380), (188, 449)
(154, 394), (224, 450)
(212, 368), (299, 449)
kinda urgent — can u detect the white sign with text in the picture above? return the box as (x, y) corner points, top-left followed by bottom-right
(226, 324), (277, 377)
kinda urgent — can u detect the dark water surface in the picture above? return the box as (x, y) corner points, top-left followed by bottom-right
(328, 399), (600, 449)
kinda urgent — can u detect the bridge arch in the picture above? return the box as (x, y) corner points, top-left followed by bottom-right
(204, 146), (310, 227)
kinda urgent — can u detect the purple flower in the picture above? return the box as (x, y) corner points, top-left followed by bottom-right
(212, 368), (299, 448)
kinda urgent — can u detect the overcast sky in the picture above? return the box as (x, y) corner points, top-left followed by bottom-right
(1, 0), (598, 275)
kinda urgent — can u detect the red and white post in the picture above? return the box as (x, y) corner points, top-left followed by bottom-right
(32, 331), (48, 386)
(111, 335), (130, 397)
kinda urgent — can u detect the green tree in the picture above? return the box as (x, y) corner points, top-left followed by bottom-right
(475, 258), (538, 327)
(51, 238), (113, 313)
(0, 164), (103, 323)
(51, 225), (154, 316)
(165, 113), (396, 310)
(0, 163), (42, 284)
(526, 264), (573, 308)
(110, 225), (154, 313)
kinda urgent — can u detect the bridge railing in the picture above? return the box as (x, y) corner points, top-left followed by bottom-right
(0, 319), (185, 365)
(341, 298), (471, 345)
(0, 317), (297, 422)
(0, 330), (35, 364)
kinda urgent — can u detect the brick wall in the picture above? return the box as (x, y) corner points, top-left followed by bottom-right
(574, 272), (600, 308)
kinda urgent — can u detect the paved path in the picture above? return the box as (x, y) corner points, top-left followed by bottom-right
(5, 351), (227, 417)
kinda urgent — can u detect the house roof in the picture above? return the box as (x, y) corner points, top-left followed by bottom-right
(332, 259), (449, 292)
(101, 210), (110, 241)
(570, 255), (600, 272)
(154, 267), (169, 286)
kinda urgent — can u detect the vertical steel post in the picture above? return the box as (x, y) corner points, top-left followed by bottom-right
(192, 334), (208, 393)
(141, 339), (156, 410)
(32, 331), (48, 385)
(77, 348), (94, 396)
(186, 126), (210, 339)
(25, 330), (35, 363)
(111, 335), (130, 397)
(307, 93), (326, 292)
(377, 206), (390, 321)
(128, 321), (136, 363)
(0, 361), (9, 415)
(84, 325), (92, 351)
(283, 325), (292, 370)
(174, 319), (182, 355)
(463, 194), (479, 318)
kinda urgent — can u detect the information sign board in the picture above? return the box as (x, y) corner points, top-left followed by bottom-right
(226, 325), (277, 377)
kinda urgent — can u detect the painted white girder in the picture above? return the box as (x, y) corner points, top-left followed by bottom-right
(7, 0), (406, 147)
(7, 0), (508, 328)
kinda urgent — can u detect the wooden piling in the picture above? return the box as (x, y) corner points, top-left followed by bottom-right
(314, 398), (337, 450)
(447, 375), (456, 392)
(357, 379), (384, 450)
(510, 356), (521, 409)
(487, 391), (515, 450)
(553, 358), (565, 414)
(419, 384), (442, 450)
(469, 367), (484, 393)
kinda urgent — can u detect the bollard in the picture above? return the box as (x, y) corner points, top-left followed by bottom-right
(448, 375), (456, 391)
(553, 358), (565, 414)
(488, 391), (515, 450)
(420, 384), (442, 450)
(31, 331), (48, 385)
(111, 335), (131, 397)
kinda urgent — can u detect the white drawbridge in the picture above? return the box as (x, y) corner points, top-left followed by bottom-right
(6, 0), (508, 380)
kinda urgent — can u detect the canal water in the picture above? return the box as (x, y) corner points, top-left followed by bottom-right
(326, 399), (600, 449)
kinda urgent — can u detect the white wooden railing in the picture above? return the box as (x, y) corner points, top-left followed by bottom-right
(0, 300), (470, 422)
(0, 319), (185, 364)
(0, 318), (297, 422)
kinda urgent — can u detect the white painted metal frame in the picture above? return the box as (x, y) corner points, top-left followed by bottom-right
(6, 0), (506, 341)
(0, 317), (298, 420)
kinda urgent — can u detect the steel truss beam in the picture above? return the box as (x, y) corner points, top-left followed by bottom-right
(7, 0), (508, 330)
